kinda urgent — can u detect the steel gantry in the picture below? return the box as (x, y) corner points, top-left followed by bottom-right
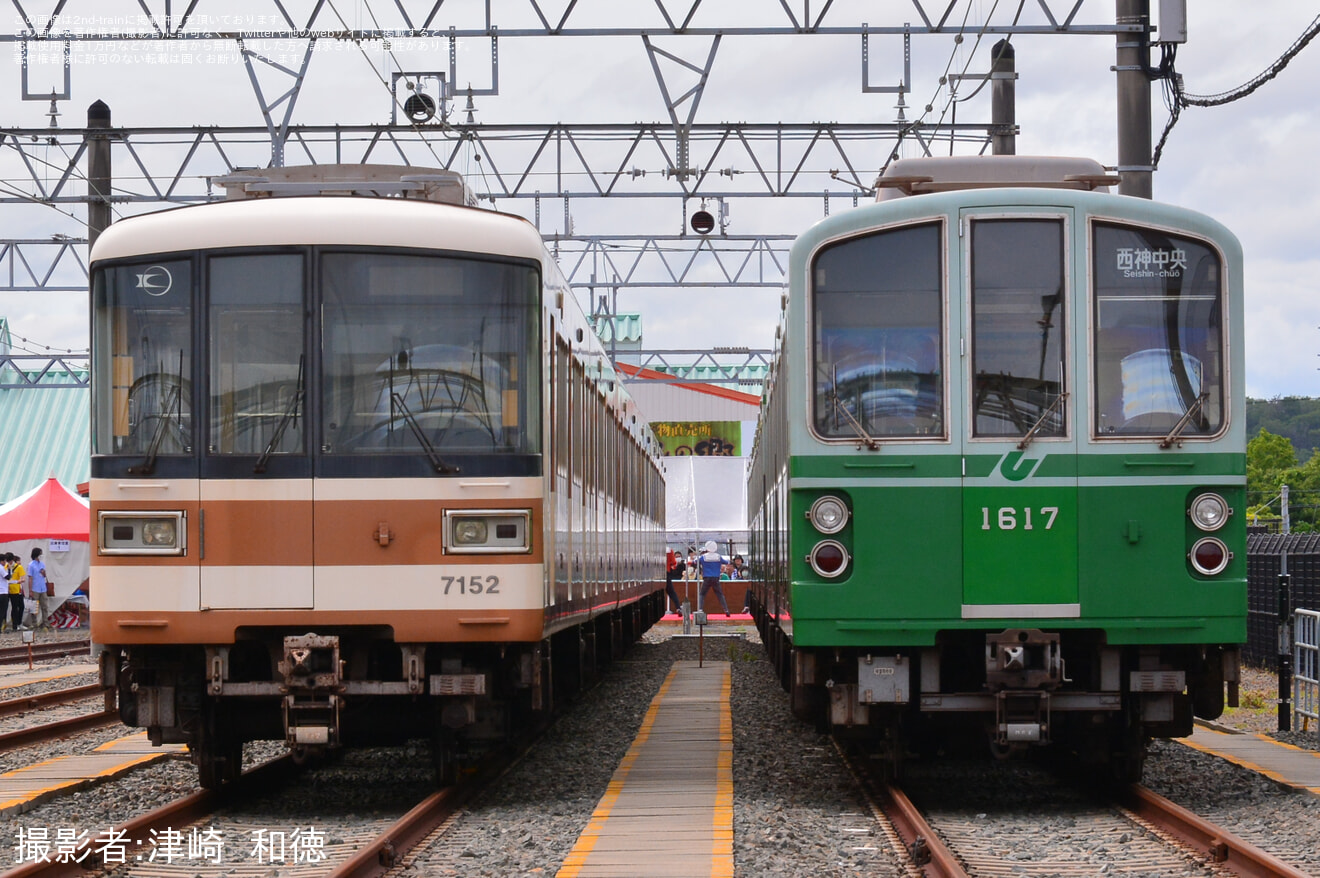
(0, 0), (1139, 385)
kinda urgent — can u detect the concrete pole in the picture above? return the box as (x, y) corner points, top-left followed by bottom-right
(990, 40), (1016, 156)
(1115, 0), (1152, 198)
(87, 100), (112, 250)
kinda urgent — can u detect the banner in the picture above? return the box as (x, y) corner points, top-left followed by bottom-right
(652, 421), (740, 456)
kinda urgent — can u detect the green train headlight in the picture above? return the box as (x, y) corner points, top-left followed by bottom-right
(1189, 493), (1230, 532)
(807, 496), (849, 534)
(1189, 537), (1230, 576)
(808, 540), (850, 578)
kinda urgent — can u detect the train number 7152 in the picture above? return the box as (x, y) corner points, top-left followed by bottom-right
(979, 507), (1058, 531)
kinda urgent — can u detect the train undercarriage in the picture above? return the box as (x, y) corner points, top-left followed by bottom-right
(756, 602), (1240, 783)
(100, 596), (663, 788)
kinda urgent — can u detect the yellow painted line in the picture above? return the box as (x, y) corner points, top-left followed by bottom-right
(712, 666), (734, 878)
(0, 665), (97, 690)
(0, 734), (185, 816)
(556, 666), (680, 876)
(1180, 731), (1320, 796)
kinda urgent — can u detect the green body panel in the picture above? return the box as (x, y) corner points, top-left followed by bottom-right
(963, 484), (1079, 606)
(786, 453), (1246, 649)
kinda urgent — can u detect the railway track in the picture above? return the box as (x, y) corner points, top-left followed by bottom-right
(0, 640), (91, 665)
(0, 683), (106, 719)
(0, 707), (119, 753)
(840, 744), (1312, 878)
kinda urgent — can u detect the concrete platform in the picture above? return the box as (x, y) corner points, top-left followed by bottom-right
(0, 731), (187, 816)
(557, 661), (733, 878)
(0, 662), (98, 691)
(1183, 724), (1320, 794)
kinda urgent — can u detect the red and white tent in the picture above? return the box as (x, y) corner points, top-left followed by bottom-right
(0, 477), (91, 615)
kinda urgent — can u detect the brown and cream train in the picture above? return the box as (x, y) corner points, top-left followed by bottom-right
(89, 167), (667, 787)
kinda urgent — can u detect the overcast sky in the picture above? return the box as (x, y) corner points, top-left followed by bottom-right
(1, 0), (1317, 400)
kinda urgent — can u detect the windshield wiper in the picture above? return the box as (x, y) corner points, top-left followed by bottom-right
(1160, 391), (1209, 449)
(254, 356), (305, 474)
(827, 390), (879, 451)
(391, 392), (460, 474)
(128, 381), (180, 476)
(1018, 392), (1068, 450)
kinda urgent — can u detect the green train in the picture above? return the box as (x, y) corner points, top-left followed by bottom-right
(747, 156), (1245, 781)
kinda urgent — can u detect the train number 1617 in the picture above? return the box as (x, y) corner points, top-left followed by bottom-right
(980, 506), (1058, 531)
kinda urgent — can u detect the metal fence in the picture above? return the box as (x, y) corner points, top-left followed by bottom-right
(1295, 609), (1320, 732)
(1245, 533), (1320, 667)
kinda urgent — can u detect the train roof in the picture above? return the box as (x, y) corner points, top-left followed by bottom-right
(876, 155), (1119, 200)
(89, 195), (546, 264)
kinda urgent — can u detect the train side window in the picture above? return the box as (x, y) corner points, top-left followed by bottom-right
(970, 218), (1067, 438)
(207, 253), (305, 456)
(1092, 222), (1224, 438)
(811, 222), (944, 439)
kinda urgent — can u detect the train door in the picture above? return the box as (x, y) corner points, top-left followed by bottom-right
(959, 211), (1079, 618)
(199, 252), (314, 610)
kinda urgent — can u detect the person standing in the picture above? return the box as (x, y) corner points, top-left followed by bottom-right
(27, 548), (51, 629)
(6, 554), (25, 631)
(664, 547), (685, 615)
(698, 540), (731, 616)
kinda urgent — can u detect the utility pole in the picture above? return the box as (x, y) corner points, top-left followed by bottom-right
(1280, 484), (1293, 731)
(990, 39), (1016, 156)
(87, 100), (112, 250)
(1115, 0), (1152, 199)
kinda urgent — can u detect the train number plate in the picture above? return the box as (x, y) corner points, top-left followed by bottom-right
(441, 574), (501, 595)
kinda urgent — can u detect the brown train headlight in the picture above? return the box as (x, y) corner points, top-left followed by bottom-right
(1189, 537), (1231, 576)
(1189, 493), (1230, 532)
(808, 540), (849, 578)
(444, 509), (531, 554)
(98, 511), (186, 555)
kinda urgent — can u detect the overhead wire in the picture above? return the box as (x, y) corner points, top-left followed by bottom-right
(881, 0), (1007, 174)
(1153, 13), (1320, 169)
(323, 0), (449, 171)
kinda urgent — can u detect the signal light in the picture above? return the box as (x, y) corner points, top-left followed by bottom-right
(404, 93), (437, 123)
(690, 209), (715, 234)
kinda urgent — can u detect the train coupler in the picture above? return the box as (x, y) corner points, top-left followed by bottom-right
(278, 634), (344, 748)
(995, 690), (1051, 745)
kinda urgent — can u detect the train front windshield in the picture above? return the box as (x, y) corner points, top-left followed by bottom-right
(93, 248), (541, 470)
(321, 252), (540, 456)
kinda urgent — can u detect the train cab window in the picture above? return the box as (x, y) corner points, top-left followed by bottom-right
(1092, 222), (1224, 437)
(811, 222), (944, 439)
(970, 218), (1067, 438)
(207, 253), (305, 456)
(91, 259), (194, 457)
(319, 252), (541, 456)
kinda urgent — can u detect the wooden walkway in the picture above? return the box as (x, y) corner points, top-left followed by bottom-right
(0, 731), (187, 816)
(558, 661), (733, 878)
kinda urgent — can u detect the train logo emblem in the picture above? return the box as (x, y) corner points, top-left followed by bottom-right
(996, 450), (1044, 482)
(135, 265), (173, 296)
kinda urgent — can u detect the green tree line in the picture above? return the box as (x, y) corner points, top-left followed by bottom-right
(1247, 397), (1320, 464)
(1248, 428), (1320, 531)
(1247, 398), (1320, 530)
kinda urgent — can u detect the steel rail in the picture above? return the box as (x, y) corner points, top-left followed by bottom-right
(873, 781), (969, 878)
(327, 786), (464, 878)
(833, 740), (968, 877)
(1123, 785), (1312, 878)
(0, 640), (92, 665)
(0, 754), (297, 878)
(0, 708), (118, 753)
(0, 683), (106, 719)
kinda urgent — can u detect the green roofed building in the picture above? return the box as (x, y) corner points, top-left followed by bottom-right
(0, 318), (90, 502)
